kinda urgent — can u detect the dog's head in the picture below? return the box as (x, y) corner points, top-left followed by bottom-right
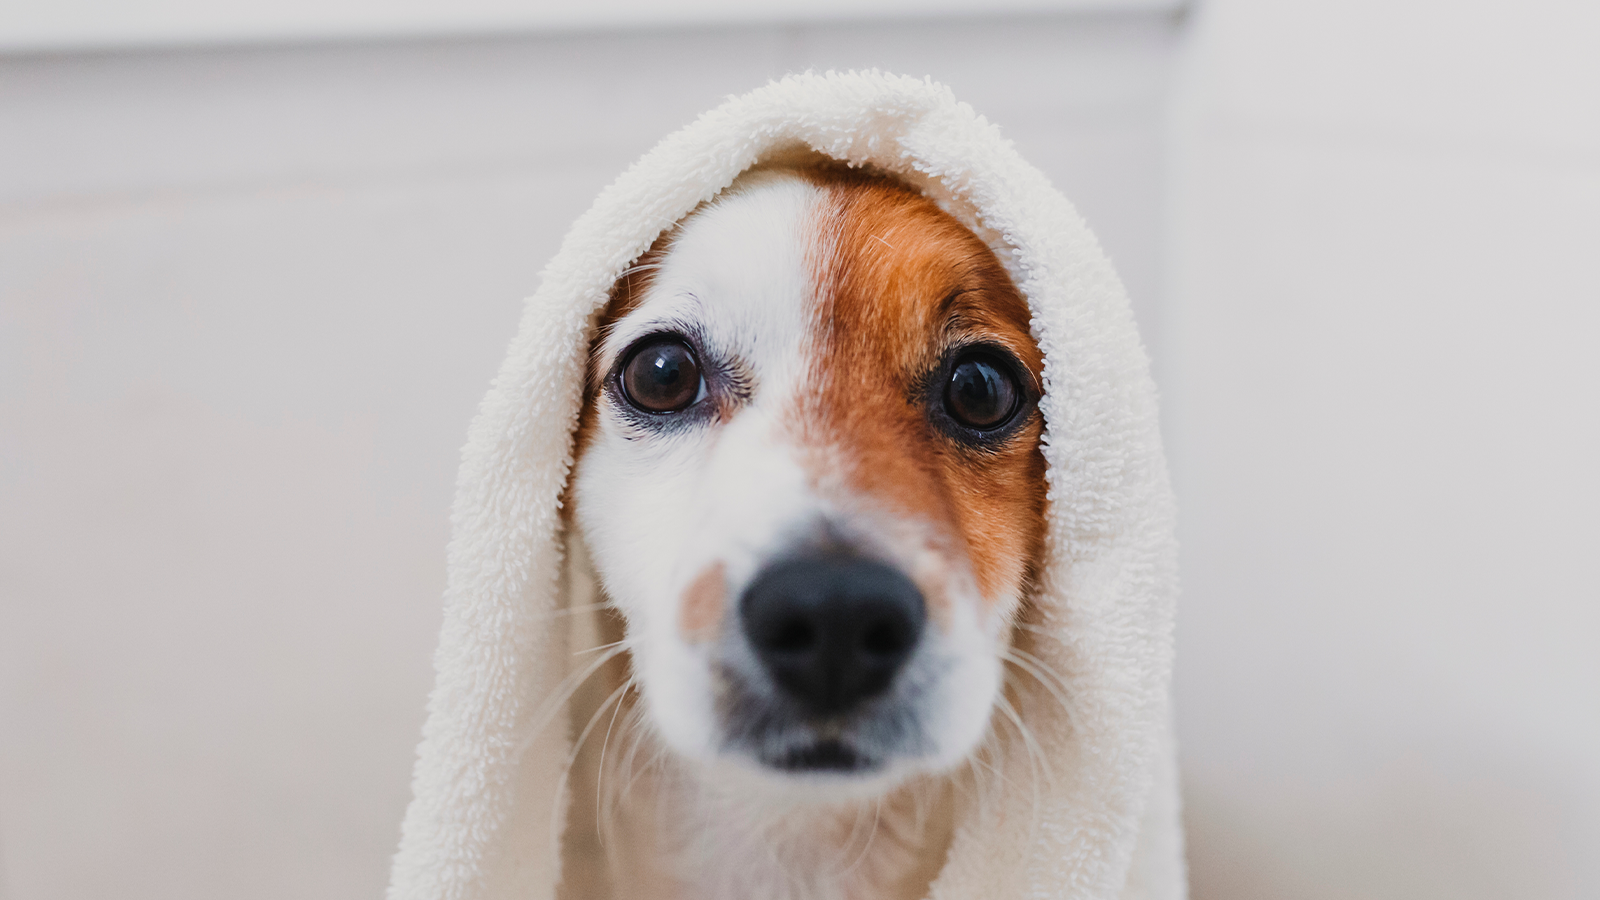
(572, 165), (1045, 792)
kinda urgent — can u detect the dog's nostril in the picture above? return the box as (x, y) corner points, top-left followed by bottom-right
(767, 619), (815, 654)
(740, 554), (926, 717)
(859, 618), (909, 657)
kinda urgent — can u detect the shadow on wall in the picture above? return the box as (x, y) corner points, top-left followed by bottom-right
(1184, 759), (1585, 900)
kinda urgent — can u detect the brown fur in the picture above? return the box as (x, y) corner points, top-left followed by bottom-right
(571, 235), (671, 462)
(679, 561), (727, 642)
(796, 166), (1046, 614)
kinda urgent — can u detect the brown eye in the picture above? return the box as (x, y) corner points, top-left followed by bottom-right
(944, 353), (1020, 430)
(621, 338), (702, 413)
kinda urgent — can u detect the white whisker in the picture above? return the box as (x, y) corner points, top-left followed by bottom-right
(516, 644), (626, 757)
(574, 638), (628, 656)
(550, 677), (634, 855)
(1000, 645), (1081, 735)
(995, 684), (1051, 838)
(594, 678), (635, 849)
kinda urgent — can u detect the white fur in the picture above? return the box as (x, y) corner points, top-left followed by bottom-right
(576, 173), (822, 763)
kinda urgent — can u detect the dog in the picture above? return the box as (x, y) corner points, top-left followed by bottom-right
(563, 161), (1048, 900)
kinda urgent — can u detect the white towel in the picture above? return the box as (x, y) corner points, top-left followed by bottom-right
(388, 70), (1182, 900)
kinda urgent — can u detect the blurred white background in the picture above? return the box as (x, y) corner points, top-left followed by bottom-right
(0, 1), (1595, 898)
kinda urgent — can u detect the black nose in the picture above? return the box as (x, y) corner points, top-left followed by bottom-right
(740, 554), (926, 717)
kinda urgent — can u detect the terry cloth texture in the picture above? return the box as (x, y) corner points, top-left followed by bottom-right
(389, 70), (1182, 900)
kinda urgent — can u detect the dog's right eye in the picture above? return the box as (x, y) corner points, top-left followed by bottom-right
(620, 338), (703, 413)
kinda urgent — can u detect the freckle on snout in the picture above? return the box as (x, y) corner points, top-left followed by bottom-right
(680, 561), (727, 641)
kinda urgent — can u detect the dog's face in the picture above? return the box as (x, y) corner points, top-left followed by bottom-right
(572, 166), (1045, 792)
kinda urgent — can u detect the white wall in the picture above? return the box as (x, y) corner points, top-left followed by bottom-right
(0, 15), (1178, 899)
(0, 0), (1178, 53)
(1166, 2), (1600, 898)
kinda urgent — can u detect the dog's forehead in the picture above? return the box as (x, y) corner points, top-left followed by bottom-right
(600, 173), (821, 379)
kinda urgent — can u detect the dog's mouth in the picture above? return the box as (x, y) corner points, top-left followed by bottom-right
(762, 738), (877, 773)
(715, 670), (933, 782)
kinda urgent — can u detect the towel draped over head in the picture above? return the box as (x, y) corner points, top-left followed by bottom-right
(388, 70), (1183, 900)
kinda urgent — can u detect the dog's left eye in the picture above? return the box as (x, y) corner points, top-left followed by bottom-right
(620, 338), (703, 413)
(944, 351), (1022, 431)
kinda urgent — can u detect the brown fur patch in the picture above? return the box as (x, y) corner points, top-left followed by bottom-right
(679, 561), (727, 641)
(571, 234), (674, 463)
(795, 165), (1047, 614)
